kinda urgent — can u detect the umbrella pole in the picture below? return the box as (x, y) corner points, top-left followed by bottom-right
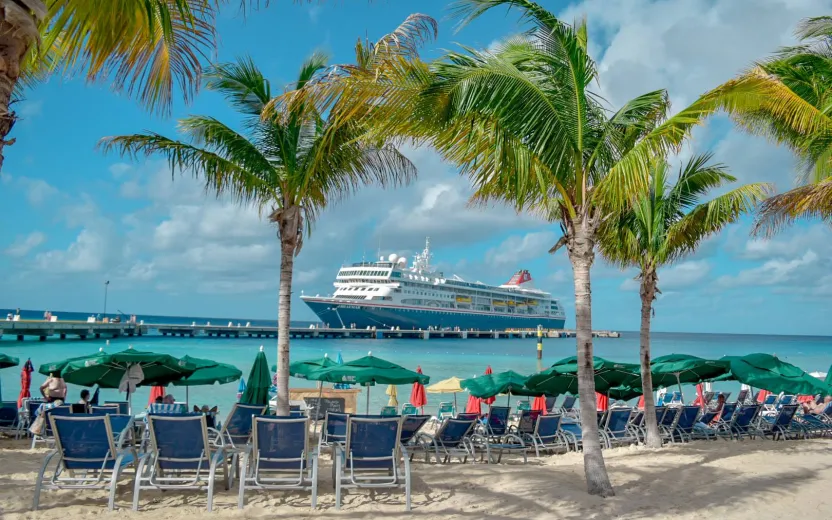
(676, 374), (684, 403)
(186, 387), (189, 409)
(366, 386), (371, 415)
(453, 393), (458, 414)
(312, 384), (324, 437)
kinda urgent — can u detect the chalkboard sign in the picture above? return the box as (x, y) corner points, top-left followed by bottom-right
(304, 397), (346, 420)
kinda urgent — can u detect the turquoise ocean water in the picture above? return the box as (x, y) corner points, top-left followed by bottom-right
(2, 309), (831, 416)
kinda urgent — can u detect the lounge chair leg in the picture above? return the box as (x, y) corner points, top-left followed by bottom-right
(237, 452), (248, 509)
(404, 455), (412, 512)
(311, 454), (319, 509)
(108, 456), (124, 510)
(32, 452), (55, 511)
(335, 449), (343, 510)
(132, 459), (144, 511)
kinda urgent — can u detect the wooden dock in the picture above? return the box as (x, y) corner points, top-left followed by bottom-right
(1, 320), (620, 341)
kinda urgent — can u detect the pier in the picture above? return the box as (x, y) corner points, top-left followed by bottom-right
(1, 320), (620, 341)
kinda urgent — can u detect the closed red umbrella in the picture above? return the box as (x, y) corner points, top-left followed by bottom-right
(148, 385), (166, 405)
(797, 395), (815, 404)
(483, 366), (495, 405)
(531, 395), (547, 415)
(692, 384), (705, 407)
(637, 395), (645, 409)
(409, 366), (427, 412)
(596, 392), (609, 412)
(17, 359), (33, 408)
(757, 389), (771, 403)
(465, 393), (482, 415)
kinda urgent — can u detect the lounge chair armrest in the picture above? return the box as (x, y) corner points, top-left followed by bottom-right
(207, 427), (225, 446)
(502, 433), (525, 447)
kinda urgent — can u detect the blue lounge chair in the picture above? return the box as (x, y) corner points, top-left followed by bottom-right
(795, 402), (832, 436)
(414, 417), (477, 463)
(602, 408), (635, 448)
(32, 405), (72, 449)
(147, 403), (186, 415)
(0, 401), (21, 438)
(23, 398), (45, 434)
(481, 406), (511, 438)
(134, 414), (228, 511)
(471, 406), (526, 463)
(725, 405), (762, 440)
(560, 395), (577, 416)
(436, 402), (455, 420)
(33, 414), (136, 511)
(628, 410), (645, 443)
(760, 404), (801, 440)
(658, 407), (680, 443)
(319, 411), (350, 451)
(671, 406), (701, 443)
(380, 406), (398, 417)
(401, 403), (418, 415)
(560, 416), (606, 451)
(214, 403), (267, 485)
(734, 389), (749, 405)
(238, 416), (318, 509)
(456, 412), (479, 421)
(510, 410), (541, 437)
(523, 414), (568, 456)
(334, 416), (411, 510)
(691, 410), (720, 440)
(400, 415), (431, 447)
(104, 401), (130, 415)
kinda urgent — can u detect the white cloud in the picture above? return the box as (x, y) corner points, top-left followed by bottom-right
(17, 100), (43, 119)
(126, 261), (156, 281)
(660, 260), (711, 290)
(35, 228), (113, 273)
(485, 231), (557, 267)
(716, 250), (819, 288)
(4, 231), (46, 257)
(16, 176), (58, 206)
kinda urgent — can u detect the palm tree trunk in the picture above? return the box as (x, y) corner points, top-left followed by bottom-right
(0, 0), (45, 173)
(275, 228), (296, 417)
(568, 216), (615, 497)
(639, 269), (662, 448)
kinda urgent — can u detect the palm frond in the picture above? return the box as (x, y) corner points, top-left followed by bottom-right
(204, 57), (272, 117)
(753, 177), (832, 237)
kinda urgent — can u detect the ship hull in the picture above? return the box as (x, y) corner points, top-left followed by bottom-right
(302, 298), (566, 330)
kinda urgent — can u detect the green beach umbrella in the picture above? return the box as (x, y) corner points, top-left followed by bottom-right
(461, 370), (539, 399)
(59, 347), (196, 389)
(39, 352), (96, 376)
(305, 352), (429, 413)
(606, 384), (643, 402)
(170, 355), (242, 407)
(724, 353), (832, 396)
(275, 354), (338, 379)
(239, 346), (272, 407)
(825, 364), (832, 387)
(526, 356), (641, 396)
(651, 354), (732, 397)
(0, 353), (19, 369)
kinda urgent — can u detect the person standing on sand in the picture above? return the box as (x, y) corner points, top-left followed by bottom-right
(40, 372), (67, 402)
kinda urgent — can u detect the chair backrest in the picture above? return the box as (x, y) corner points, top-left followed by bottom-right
(763, 394), (777, 405)
(323, 412), (350, 444)
(148, 403), (186, 415)
(735, 389), (749, 404)
(630, 410), (644, 428)
(51, 415), (117, 470)
(401, 403), (418, 415)
(436, 418), (476, 446)
(400, 415), (431, 444)
(545, 396), (558, 413)
(699, 411), (718, 424)
(107, 414), (133, 436)
(44, 406), (72, 435)
(346, 417), (402, 468)
(289, 410), (305, 419)
(560, 395), (576, 411)
(778, 395), (795, 407)
(456, 412), (478, 421)
(104, 401), (129, 415)
(774, 404), (799, 426)
(720, 403), (737, 423)
(27, 399), (45, 419)
(703, 391), (715, 405)
(148, 414), (210, 470)
(604, 409), (632, 433)
(380, 406), (398, 417)
(535, 414), (562, 440)
(515, 410), (541, 435)
(70, 403), (88, 414)
(90, 405), (119, 414)
(733, 405), (760, 427)
(654, 406), (667, 424)
(676, 406), (701, 431)
(289, 404), (301, 412)
(253, 416), (308, 468)
(596, 411), (606, 426)
(486, 406), (511, 436)
(661, 407), (678, 427)
(437, 402), (455, 418)
(0, 401), (18, 426)
(223, 403), (267, 446)
(720, 392), (731, 402)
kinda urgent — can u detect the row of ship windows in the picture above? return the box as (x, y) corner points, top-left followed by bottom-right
(338, 270), (389, 277)
(343, 287), (381, 292)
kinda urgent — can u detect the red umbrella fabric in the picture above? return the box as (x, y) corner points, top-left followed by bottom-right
(596, 392), (609, 412)
(483, 366), (495, 405)
(637, 395), (645, 409)
(17, 359), (33, 408)
(756, 390), (771, 403)
(797, 395), (815, 404)
(409, 366), (428, 412)
(692, 384), (705, 407)
(149, 385), (166, 405)
(465, 393), (482, 415)
(531, 395), (547, 415)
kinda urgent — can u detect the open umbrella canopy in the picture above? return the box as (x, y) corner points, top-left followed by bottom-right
(171, 356), (242, 386)
(526, 356), (640, 396)
(461, 370), (539, 398)
(427, 376), (464, 394)
(722, 354), (832, 396)
(277, 355), (338, 379)
(305, 353), (429, 386)
(825, 363), (832, 386)
(240, 348), (271, 406)
(52, 348), (196, 388)
(606, 384), (643, 401)
(0, 353), (19, 369)
(651, 354), (731, 387)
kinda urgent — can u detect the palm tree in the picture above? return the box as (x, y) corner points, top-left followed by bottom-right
(100, 55), (416, 415)
(598, 155), (770, 448)
(725, 16), (832, 235)
(0, 0), (221, 172)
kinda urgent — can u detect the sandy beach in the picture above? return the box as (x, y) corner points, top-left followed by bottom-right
(1, 437), (830, 520)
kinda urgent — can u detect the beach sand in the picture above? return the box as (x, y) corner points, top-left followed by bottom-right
(1, 437), (830, 519)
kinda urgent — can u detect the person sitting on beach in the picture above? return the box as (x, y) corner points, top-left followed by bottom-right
(40, 372), (67, 403)
(803, 395), (832, 415)
(163, 394), (175, 405)
(78, 390), (90, 405)
(154, 396), (163, 404)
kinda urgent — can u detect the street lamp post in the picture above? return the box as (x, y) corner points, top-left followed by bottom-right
(103, 281), (110, 318)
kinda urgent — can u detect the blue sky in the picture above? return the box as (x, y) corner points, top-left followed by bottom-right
(2, 0), (831, 335)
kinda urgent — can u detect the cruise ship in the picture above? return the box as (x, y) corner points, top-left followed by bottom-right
(301, 239), (567, 330)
